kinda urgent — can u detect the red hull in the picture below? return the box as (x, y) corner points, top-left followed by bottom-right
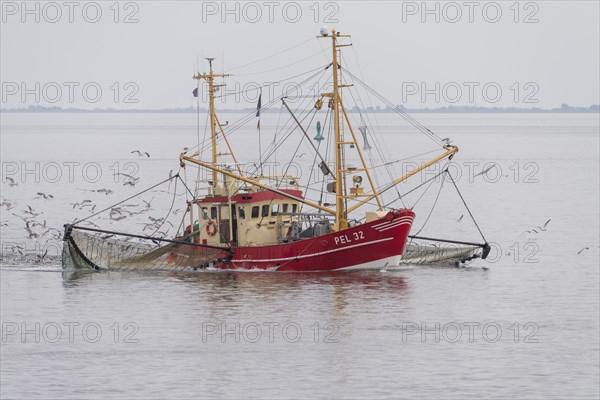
(213, 209), (415, 271)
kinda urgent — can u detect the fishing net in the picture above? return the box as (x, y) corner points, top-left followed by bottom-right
(399, 241), (483, 266)
(62, 226), (230, 271)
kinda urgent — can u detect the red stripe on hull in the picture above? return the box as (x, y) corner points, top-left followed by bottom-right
(214, 209), (415, 272)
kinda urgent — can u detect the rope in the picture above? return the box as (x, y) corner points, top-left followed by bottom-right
(448, 171), (488, 243)
(146, 178), (179, 238)
(214, 65), (329, 99)
(227, 37), (314, 72)
(66, 225), (227, 251)
(411, 169), (448, 237)
(341, 67), (446, 148)
(73, 174), (179, 225)
(384, 168), (449, 209)
(178, 174), (195, 198)
(233, 49), (328, 77)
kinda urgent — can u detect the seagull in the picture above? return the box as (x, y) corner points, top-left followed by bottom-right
(11, 213), (31, 222)
(124, 180), (137, 187)
(139, 222), (158, 231)
(79, 188), (113, 195)
(131, 150), (150, 157)
(457, 214), (464, 222)
(537, 219), (551, 231)
(35, 192), (54, 200)
(80, 220), (100, 228)
(24, 221), (39, 239)
(111, 215), (127, 222)
(168, 170), (174, 190)
(41, 227), (62, 239)
(142, 198), (154, 209)
(522, 229), (539, 235)
(298, 153), (306, 158)
(475, 165), (497, 178)
(577, 247), (589, 254)
(30, 220), (47, 228)
(0, 199), (15, 210)
(5, 177), (18, 187)
(70, 200), (92, 209)
(10, 244), (24, 256)
(36, 249), (48, 261)
(23, 205), (43, 217)
(151, 189), (185, 197)
(113, 173), (139, 182)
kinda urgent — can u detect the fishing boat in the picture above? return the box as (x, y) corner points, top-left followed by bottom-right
(62, 29), (489, 271)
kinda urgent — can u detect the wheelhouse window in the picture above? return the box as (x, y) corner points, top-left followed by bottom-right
(282, 203), (289, 214)
(201, 207), (208, 219)
(261, 205), (269, 217)
(271, 203), (280, 216)
(210, 206), (218, 220)
(251, 206), (259, 219)
(238, 206), (245, 219)
(291, 204), (298, 214)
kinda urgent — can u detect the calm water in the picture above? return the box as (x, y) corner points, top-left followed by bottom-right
(1, 113), (599, 399)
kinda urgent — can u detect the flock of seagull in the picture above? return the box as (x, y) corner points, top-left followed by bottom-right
(1, 152), (597, 261)
(0, 149), (190, 263)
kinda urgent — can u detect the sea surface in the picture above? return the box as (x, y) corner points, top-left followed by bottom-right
(1, 112), (599, 399)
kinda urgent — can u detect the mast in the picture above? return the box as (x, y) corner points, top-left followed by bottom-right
(193, 58), (230, 194)
(182, 32), (459, 223)
(326, 29), (352, 230)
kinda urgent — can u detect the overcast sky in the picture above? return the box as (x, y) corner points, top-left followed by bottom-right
(1, 1), (599, 109)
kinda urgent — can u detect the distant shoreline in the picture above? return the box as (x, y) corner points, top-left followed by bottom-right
(1, 105), (598, 114)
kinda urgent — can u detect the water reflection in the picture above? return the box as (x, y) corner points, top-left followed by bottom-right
(61, 268), (410, 324)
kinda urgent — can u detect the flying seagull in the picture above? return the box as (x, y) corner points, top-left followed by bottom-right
(577, 247), (589, 255)
(537, 219), (551, 231)
(113, 173), (139, 182)
(35, 192), (54, 200)
(522, 229), (539, 235)
(475, 165), (497, 178)
(131, 150), (150, 157)
(79, 188), (113, 195)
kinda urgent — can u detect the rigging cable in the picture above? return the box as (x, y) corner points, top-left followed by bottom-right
(341, 68), (446, 148)
(411, 168), (449, 237)
(227, 37), (315, 72)
(448, 170), (488, 243)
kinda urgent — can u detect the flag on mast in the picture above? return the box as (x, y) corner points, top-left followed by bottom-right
(256, 91), (262, 130)
(256, 90), (262, 173)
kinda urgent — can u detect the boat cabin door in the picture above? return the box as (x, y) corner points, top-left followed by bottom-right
(218, 204), (238, 245)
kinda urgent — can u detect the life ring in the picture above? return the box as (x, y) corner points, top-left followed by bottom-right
(206, 221), (217, 237)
